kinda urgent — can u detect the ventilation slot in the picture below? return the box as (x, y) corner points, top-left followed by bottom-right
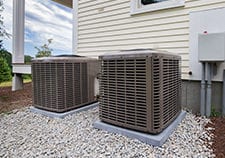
(152, 58), (161, 131)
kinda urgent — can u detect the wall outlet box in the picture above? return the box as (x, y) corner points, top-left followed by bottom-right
(198, 33), (225, 62)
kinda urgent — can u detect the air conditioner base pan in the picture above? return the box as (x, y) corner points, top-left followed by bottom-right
(30, 102), (98, 119)
(93, 111), (186, 146)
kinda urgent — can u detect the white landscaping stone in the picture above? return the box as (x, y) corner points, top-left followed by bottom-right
(0, 107), (215, 157)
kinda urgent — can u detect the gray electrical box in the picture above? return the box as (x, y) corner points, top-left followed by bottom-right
(198, 32), (225, 62)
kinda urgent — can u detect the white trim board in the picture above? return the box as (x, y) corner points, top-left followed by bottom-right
(130, 0), (184, 15)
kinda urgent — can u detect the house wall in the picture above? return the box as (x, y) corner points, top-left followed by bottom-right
(77, 0), (225, 79)
(182, 80), (223, 114)
(76, 0), (225, 114)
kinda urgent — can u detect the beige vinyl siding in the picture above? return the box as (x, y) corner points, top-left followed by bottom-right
(77, 0), (225, 79)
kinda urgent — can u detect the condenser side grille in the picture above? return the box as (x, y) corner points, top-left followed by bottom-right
(57, 63), (65, 110)
(65, 63), (73, 109)
(152, 58), (161, 131)
(74, 63), (81, 105)
(162, 58), (181, 127)
(81, 63), (88, 103)
(32, 61), (95, 113)
(100, 58), (148, 131)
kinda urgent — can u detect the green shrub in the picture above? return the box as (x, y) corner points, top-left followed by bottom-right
(211, 106), (221, 117)
(22, 74), (32, 80)
(0, 57), (12, 83)
(35, 39), (53, 58)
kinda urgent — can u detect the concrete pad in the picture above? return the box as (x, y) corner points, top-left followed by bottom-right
(12, 74), (23, 91)
(30, 102), (99, 119)
(93, 111), (186, 146)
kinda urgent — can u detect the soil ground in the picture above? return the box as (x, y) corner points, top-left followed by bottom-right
(0, 83), (32, 114)
(208, 117), (225, 157)
(0, 82), (224, 156)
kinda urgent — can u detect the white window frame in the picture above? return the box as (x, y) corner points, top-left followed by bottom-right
(130, 0), (185, 15)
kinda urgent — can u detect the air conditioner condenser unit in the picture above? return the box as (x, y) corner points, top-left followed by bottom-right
(32, 55), (99, 113)
(99, 49), (181, 134)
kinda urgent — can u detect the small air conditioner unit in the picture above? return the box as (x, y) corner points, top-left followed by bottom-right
(99, 49), (181, 134)
(32, 55), (99, 113)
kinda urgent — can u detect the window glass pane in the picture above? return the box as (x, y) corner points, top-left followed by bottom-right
(141, 0), (169, 5)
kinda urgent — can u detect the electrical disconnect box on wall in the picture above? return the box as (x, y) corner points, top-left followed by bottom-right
(198, 32), (225, 62)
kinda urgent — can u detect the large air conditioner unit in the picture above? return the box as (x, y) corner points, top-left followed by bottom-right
(99, 49), (181, 134)
(32, 55), (99, 113)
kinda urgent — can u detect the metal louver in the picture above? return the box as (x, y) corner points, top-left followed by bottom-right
(32, 56), (99, 113)
(99, 50), (181, 134)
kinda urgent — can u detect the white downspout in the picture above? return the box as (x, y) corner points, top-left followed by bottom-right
(12, 0), (25, 91)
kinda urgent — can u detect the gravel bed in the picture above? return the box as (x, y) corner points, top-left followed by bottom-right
(0, 107), (214, 158)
